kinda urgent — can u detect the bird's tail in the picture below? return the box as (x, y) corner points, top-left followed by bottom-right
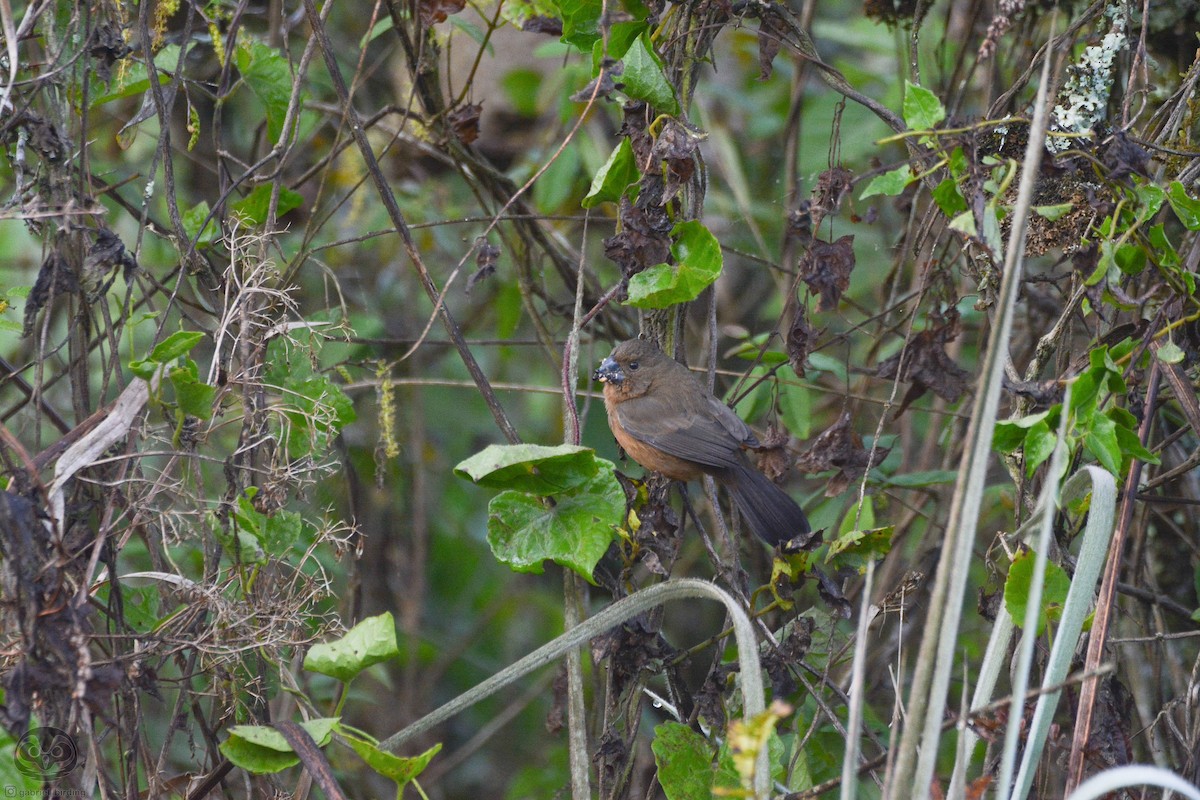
(729, 465), (814, 548)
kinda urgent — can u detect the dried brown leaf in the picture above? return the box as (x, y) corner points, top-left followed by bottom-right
(875, 319), (970, 415)
(799, 234), (855, 311)
(466, 239), (501, 293)
(786, 308), (816, 377)
(795, 411), (888, 496)
(756, 12), (783, 80)
(418, 0), (466, 26)
(448, 102), (482, 145)
(522, 15), (563, 35)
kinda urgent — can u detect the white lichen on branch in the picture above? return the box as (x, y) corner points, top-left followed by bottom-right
(1047, 7), (1128, 153)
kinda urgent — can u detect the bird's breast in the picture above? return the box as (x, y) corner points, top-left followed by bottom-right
(604, 396), (704, 481)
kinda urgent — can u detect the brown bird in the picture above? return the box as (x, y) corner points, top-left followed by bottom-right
(593, 338), (812, 547)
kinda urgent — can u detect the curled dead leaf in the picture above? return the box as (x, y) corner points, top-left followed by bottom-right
(799, 234), (855, 311)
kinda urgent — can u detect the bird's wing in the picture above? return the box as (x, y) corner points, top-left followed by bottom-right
(614, 391), (750, 470)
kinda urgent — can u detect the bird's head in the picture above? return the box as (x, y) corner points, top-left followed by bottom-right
(592, 339), (663, 387)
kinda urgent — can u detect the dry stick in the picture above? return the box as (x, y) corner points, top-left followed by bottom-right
(299, 0), (518, 445)
(577, 283), (625, 331)
(1065, 362), (1161, 792)
(379, 578), (771, 798)
(1145, 50), (1200, 149)
(0, 0), (18, 115)
(1142, 448), (1200, 493)
(560, 212), (592, 800)
(1122, 0), (1152, 128)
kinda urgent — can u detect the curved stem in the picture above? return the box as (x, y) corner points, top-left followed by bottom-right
(378, 578), (770, 798)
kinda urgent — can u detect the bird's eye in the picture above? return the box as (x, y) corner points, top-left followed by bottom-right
(628, 361), (639, 370)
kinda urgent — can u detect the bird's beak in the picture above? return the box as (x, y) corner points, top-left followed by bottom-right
(593, 356), (624, 384)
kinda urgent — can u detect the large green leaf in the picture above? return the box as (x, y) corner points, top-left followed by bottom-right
(304, 613), (400, 683)
(181, 201), (219, 248)
(932, 178), (967, 216)
(860, 165), (914, 200)
(903, 81), (945, 130)
(626, 221), (722, 308)
(1149, 224), (1180, 268)
(591, 20), (647, 66)
(90, 71), (172, 107)
(825, 526), (894, 574)
(1133, 183), (1166, 222)
(236, 39), (297, 143)
(620, 34), (679, 115)
(1084, 412), (1121, 476)
(1167, 180), (1200, 230)
(344, 737), (441, 788)
(170, 362), (218, 420)
(231, 489), (303, 553)
(229, 185), (304, 226)
(555, 0), (602, 50)
(1004, 549), (1070, 636)
(486, 465), (623, 581)
(652, 722), (715, 799)
(219, 719), (338, 774)
(151, 330), (206, 363)
(455, 443), (600, 494)
(582, 138), (639, 208)
(90, 45), (180, 107)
